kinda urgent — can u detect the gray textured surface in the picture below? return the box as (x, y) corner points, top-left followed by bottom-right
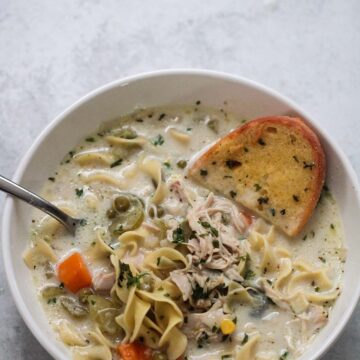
(0, 0), (359, 359)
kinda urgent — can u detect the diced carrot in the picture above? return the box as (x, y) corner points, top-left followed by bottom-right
(117, 342), (152, 360)
(57, 252), (92, 293)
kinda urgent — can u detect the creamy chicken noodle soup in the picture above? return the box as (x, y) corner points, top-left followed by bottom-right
(24, 104), (346, 360)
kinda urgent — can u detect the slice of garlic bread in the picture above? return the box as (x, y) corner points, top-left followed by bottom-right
(188, 116), (326, 237)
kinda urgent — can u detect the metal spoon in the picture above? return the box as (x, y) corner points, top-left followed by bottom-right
(0, 174), (84, 235)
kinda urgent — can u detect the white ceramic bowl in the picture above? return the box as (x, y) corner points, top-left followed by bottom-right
(2, 69), (360, 360)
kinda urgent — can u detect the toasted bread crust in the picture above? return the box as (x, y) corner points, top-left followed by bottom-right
(189, 116), (326, 236)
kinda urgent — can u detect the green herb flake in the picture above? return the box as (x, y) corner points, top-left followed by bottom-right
(212, 240), (220, 248)
(199, 221), (218, 237)
(152, 134), (165, 146)
(85, 137), (95, 142)
(303, 161), (315, 170)
(172, 227), (186, 244)
(75, 188), (84, 197)
(163, 161), (171, 169)
(221, 355), (232, 360)
(118, 261), (149, 289)
(270, 208), (276, 216)
(48, 177), (55, 182)
(158, 113), (166, 121)
(257, 197), (269, 205)
(330, 223), (335, 230)
(254, 183), (261, 191)
(225, 159), (242, 169)
(200, 169), (208, 176)
(241, 333), (249, 345)
(293, 195), (299, 202)
(280, 209), (286, 215)
(230, 190), (237, 198)
(280, 350), (289, 360)
(318, 256), (326, 263)
(110, 159), (123, 168)
(177, 160), (187, 169)
(258, 138), (266, 146)
(244, 269), (255, 280)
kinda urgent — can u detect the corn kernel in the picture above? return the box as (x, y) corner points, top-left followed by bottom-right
(220, 319), (236, 335)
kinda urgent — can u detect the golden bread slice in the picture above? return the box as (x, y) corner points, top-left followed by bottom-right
(188, 116), (326, 237)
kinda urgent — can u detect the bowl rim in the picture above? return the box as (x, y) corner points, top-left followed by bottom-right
(2, 68), (360, 360)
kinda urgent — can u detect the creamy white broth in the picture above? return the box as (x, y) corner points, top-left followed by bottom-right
(25, 104), (345, 360)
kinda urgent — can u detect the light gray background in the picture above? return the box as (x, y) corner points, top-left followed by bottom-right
(0, 0), (359, 359)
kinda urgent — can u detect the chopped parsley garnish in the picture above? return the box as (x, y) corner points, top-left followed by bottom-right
(152, 134), (165, 146)
(225, 159), (242, 169)
(158, 113), (166, 121)
(257, 196), (269, 205)
(280, 209), (286, 215)
(75, 188), (83, 197)
(254, 183), (261, 191)
(258, 138), (266, 146)
(303, 161), (315, 169)
(200, 169), (208, 176)
(212, 240), (220, 248)
(118, 261), (148, 288)
(330, 223), (335, 230)
(244, 269), (256, 280)
(293, 155), (299, 163)
(172, 227), (186, 244)
(85, 137), (95, 142)
(177, 160), (187, 169)
(318, 256), (326, 263)
(241, 333), (249, 345)
(270, 208), (276, 216)
(230, 190), (237, 198)
(193, 284), (209, 301)
(79, 219), (87, 226)
(197, 331), (209, 348)
(196, 100), (201, 105)
(199, 221), (219, 237)
(110, 159), (123, 168)
(163, 161), (171, 169)
(280, 351), (289, 359)
(48, 177), (55, 182)
(293, 195), (299, 202)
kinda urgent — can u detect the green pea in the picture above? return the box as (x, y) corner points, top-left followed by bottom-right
(108, 193), (144, 235)
(148, 205), (165, 218)
(106, 208), (117, 219)
(114, 195), (130, 212)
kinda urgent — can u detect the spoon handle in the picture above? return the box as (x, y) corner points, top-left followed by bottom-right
(0, 175), (77, 234)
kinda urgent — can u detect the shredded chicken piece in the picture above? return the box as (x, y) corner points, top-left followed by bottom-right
(93, 271), (115, 292)
(262, 280), (291, 311)
(298, 304), (328, 334)
(170, 271), (192, 301)
(183, 302), (224, 341)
